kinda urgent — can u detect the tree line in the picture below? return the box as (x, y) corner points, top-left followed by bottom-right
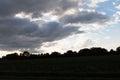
(2, 47), (120, 60)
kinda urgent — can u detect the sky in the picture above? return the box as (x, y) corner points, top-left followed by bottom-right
(0, 0), (120, 57)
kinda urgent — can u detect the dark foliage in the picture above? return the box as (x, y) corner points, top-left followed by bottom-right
(64, 50), (77, 57)
(116, 47), (120, 54)
(51, 52), (61, 57)
(2, 46), (120, 60)
(78, 48), (91, 56)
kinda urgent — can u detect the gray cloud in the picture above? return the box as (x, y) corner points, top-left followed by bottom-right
(0, 0), (82, 18)
(0, 18), (82, 51)
(37, 22), (83, 42)
(0, 18), (39, 50)
(0, 0), (85, 52)
(0, 0), (111, 53)
(60, 11), (110, 24)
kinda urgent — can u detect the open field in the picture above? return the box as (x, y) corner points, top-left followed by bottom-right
(0, 55), (120, 80)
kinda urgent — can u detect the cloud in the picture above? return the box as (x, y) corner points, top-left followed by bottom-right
(0, 0), (57, 17)
(0, 18), (39, 50)
(116, 5), (120, 9)
(0, 0), (84, 18)
(113, 10), (120, 23)
(0, 0), (116, 53)
(60, 10), (110, 24)
(82, 39), (94, 47)
(87, 0), (108, 8)
(37, 22), (83, 41)
(0, 0), (86, 52)
(0, 17), (82, 51)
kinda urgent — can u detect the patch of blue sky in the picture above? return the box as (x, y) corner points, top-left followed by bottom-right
(80, 6), (89, 10)
(92, 23), (120, 38)
(105, 24), (120, 39)
(114, 0), (120, 6)
(96, 0), (117, 16)
(89, 29), (119, 50)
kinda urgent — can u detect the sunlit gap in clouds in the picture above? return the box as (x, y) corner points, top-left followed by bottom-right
(40, 33), (94, 54)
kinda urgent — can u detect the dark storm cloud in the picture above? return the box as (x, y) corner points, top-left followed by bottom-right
(37, 22), (83, 42)
(0, 0), (81, 18)
(0, 0), (110, 52)
(60, 11), (110, 24)
(0, 18), (39, 50)
(0, 0), (86, 51)
(0, 18), (82, 51)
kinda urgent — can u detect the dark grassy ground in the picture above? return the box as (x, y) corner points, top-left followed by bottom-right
(0, 55), (120, 80)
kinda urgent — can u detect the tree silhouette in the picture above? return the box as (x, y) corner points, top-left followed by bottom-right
(43, 53), (50, 57)
(78, 48), (91, 56)
(2, 46), (120, 60)
(3, 53), (19, 60)
(22, 51), (30, 57)
(51, 51), (61, 57)
(90, 47), (108, 55)
(109, 49), (116, 55)
(64, 50), (77, 57)
(116, 47), (120, 54)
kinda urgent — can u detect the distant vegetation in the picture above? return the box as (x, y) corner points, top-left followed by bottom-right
(1, 47), (120, 80)
(2, 46), (120, 60)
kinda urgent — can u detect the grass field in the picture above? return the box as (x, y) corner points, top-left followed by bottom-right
(0, 55), (120, 80)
